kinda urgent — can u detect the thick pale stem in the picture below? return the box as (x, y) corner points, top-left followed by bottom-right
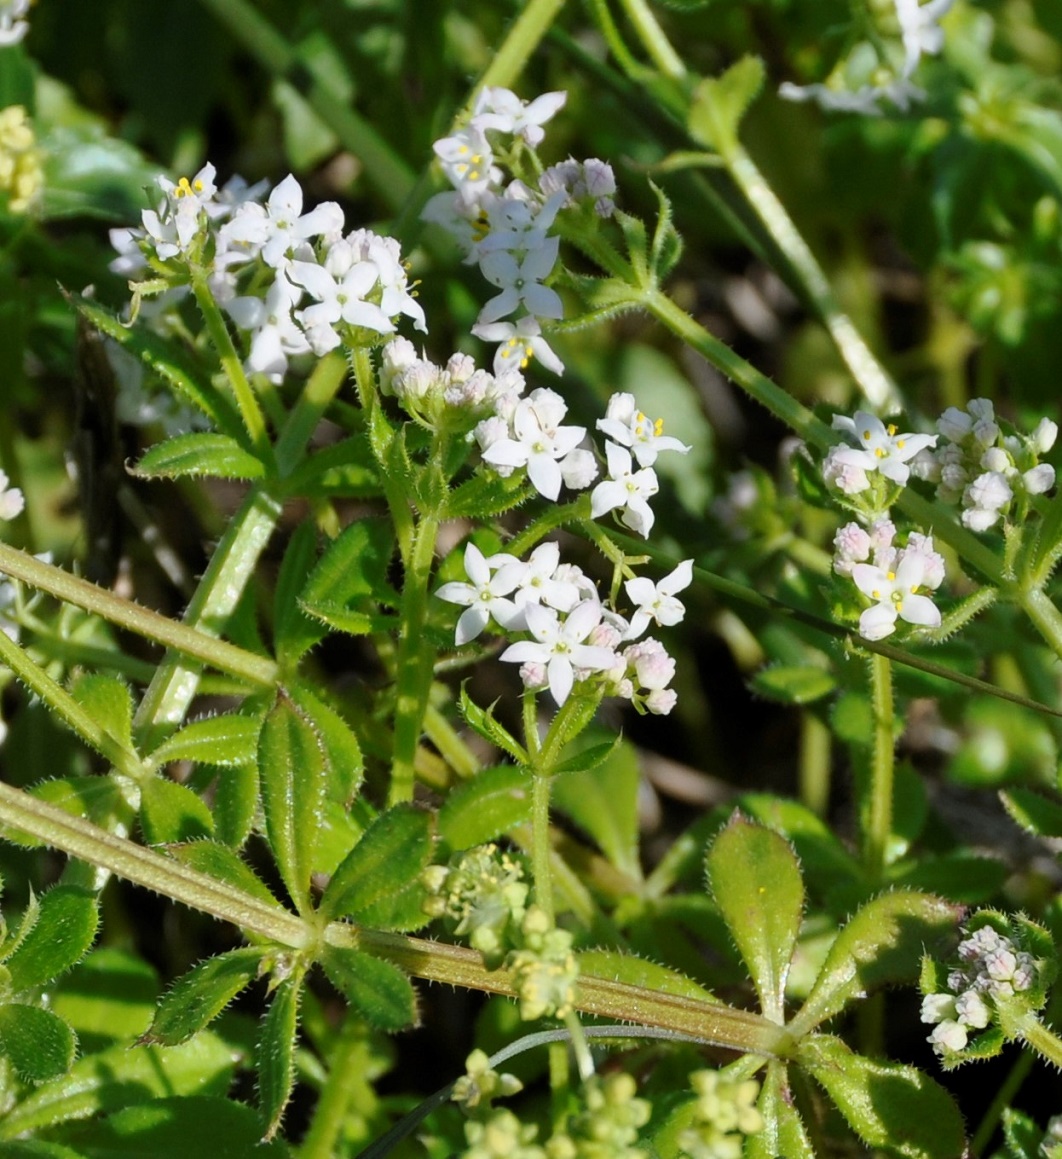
(299, 1012), (377, 1159)
(799, 710), (831, 818)
(134, 486), (282, 749)
(864, 653), (894, 882)
(616, 0), (686, 78)
(1021, 588), (1062, 665)
(475, 0), (568, 99)
(531, 772), (554, 922)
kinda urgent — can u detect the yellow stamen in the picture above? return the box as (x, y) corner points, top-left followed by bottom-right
(887, 571), (896, 581)
(654, 417), (664, 437)
(887, 423), (897, 436)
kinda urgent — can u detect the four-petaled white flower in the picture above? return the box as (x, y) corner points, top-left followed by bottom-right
(500, 601), (618, 706)
(491, 542), (582, 623)
(596, 393), (691, 467)
(471, 89), (568, 147)
(435, 544), (521, 645)
(624, 560), (693, 640)
(478, 237), (563, 325)
(590, 443), (660, 538)
(481, 388), (586, 500)
(219, 174), (343, 269)
(851, 553), (941, 641)
(473, 316), (564, 376)
(290, 257), (391, 354)
(831, 411), (937, 486)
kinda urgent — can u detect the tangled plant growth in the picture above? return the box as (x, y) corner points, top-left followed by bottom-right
(1, 0), (1062, 1155)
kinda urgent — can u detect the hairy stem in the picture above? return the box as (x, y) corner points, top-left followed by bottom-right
(864, 652), (894, 882)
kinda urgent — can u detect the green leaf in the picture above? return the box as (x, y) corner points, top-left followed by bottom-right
(212, 762), (259, 849)
(148, 712), (263, 770)
(0, 1004), (77, 1082)
(0, 1033), (237, 1139)
(552, 736), (641, 879)
(320, 947), (416, 1031)
(139, 779), (214, 845)
(321, 804), (434, 928)
(648, 179), (684, 281)
(791, 892), (961, 1037)
(62, 1095), (288, 1157)
(458, 689), (528, 764)
(298, 602), (376, 636)
(289, 684), (364, 804)
(1001, 786), (1062, 838)
(750, 664), (836, 705)
(70, 296), (243, 441)
(257, 976), (300, 1141)
(705, 814), (804, 1022)
(145, 948), (264, 1047)
(437, 764), (533, 850)
(302, 518), (395, 610)
(886, 853), (1007, 904)
(746, 1061), (815, 1159)
(1001, 1107), (1043, 1159)
(39, 125), (160, 221)
(688, 57), (766, 155)
(132, 433), (265, 480)
(798, 1035), (966, 1159)
(444, 472), (531, 520)
(50, 948), (158, 1048)
(578, 948), (718, 1004)
(258, 695), (328, 911)
(167, 841), (282, 912)
(70, 673), (132, 753)
(5, 886), (99, 992)
(281, 435), (381, 498)
(273, 520), (326, 669)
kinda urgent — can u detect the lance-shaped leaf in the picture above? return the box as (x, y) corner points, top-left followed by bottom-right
(147, 713), (263, 770)
(273, 521), (326, 670)
(144, 948), (265, 1047)
(746, 1062), (815, 1159)
(4, 886), (99, 992)
(166, 841), (281, 911)
(212, 762), (258, 849)
(705, 814), (804, 1023)
(258, 976), (301, 1142)
(438, 764), (532, 850)
(458, 690), (527, 764)
(132, 433), (266, 480)
(71, 673), (133, 754)
(301, 518), (396, 612)
(139, 779), (214, 845)
(798, 1034), (965, 1159)
(789, 891), (960, 1038)
(320, 947), (416, 1031)
(0, 1005), (77, 1082)
(553, 737), (640, 879)
(1001, 787), (1062, 839)
(289, 684), (363, 805)
(258, 695), (328, 912)
(688, 56), (766, 156)
(320, 804), (434, 929)
(578, 949), (718, 1005)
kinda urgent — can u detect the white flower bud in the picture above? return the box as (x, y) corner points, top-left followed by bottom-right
(962, 506), (1002, 532)
(1023, 464), (1055, 495)
(980, 446), (1012, 474)
(955, 989), (991, 1029)
(967, 398), (995, 422)
(1031, 417), (1058, 454)
(645, 688), (677, 715)
(558, 447), (598, 490)
(965, 471), (1012, 512)
(929, 1020), (968, 1052)
(832, 522), (871, 577)
(920, 993), (957, 1024)
(519, 661), (548, 689)
(822, 447), (870, 494)
(380, 336), (418, 395)
(973, 418), (1000, 448)
(937, 407), (973, 442)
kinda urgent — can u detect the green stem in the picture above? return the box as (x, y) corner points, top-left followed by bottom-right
(799, 710), (831, 817)
(531, 772), (554, 922)
(476, 0), (568, 98)
(299, 1011), (377, 1159)
(194, 0), (416, 212)
(1015, 1010), (1062, 1070)
(0, 631), (142, 778)
(0, 782), (309, 947)
(190, 272), (272, 463)
(723, 149), (901, 411)
(563, 1010), (595, 1082)
(969, 1046), (1034, 1157)
(864, 652), (894, 883)
(424, 704), (480, 779)
(616, 0), (686, 78)
(133, 485), (282, 750)
(388, 514), (441, 805)
(0, 544), (278, 693)
(275, 352), (348, 478)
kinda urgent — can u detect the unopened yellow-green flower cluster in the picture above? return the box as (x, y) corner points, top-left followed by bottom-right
(677, 1071), (764, 1159)
(0, 106), (41, 213)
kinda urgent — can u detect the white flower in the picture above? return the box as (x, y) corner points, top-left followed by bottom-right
(290, 257), (391, 353)
(480, 388), (586, 500)
(471, 88), (567, 147)
(143, 163), (219, 260)
(832, 411), (937, 485)
(500, 601), (618, 706)
(895, 0), (955, 76)
(1023, 464), (1055, 495)
(0, 471), (23, 521)
(558, 448), (598, 491)
(624, 560), (693, 639)
(473, 316), (564, 376)
(778, 77), (923, 116)
(851, 552), (942, 640)
(596, 393), (691, 467)
(0, 0), (31, 45)
(832, 522), (872, 577)
(822, 446), (872, 494)
(902, 532), (946, 589)
(435, 543), (521, 645)
(219, 174), (343, 269)
(477, 237), (563, 325)
(433, 127), (499, 201)
(227, 273), (310, 383)
(964, 470), (1012, 515)
(492, 542), (581, 620)
(590, 443), (660, 537)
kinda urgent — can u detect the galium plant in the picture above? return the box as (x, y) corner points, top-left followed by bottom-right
(1, 0), (1062, 1155)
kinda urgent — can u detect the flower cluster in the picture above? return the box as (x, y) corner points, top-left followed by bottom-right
(911, 399), (1056, 531)
(437, 542), (691, 710)
(422, 843), (529, 970)
(833, 518), (944, 640)
(507, 905), (580, 1021)
(779, 0), (954, 116)
(452, 1050), (524, 1113)
(921, 924), (1039, 1054)
(548, 1073), (652, 1159)
(0, 105), (42, 213)
(0, 0), (31, 46)
(425, 87), (615, 376)
(824, 410), (937, 497)
(113, 167), (423, 383)
(677, 1070), (764, 1159)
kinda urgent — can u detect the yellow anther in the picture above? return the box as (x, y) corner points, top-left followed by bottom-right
(175, 176), (195, 198)
(872, 589), (881, 599)
(887, 571), (896, 581)
(874, 448), (885, 458)
(887, 423), (897, 436)
(862, 430), (872, 440)
(897, 439), (906, 449)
